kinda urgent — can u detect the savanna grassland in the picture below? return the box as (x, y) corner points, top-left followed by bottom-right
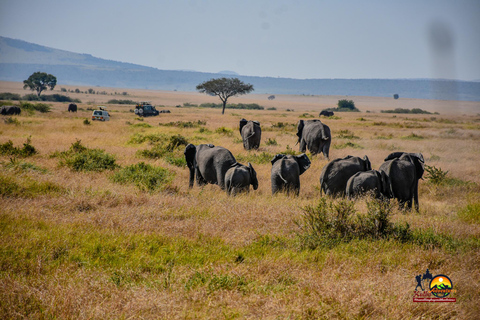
(1, 81), (480, 319)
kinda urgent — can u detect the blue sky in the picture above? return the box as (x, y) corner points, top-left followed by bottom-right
(1, 0), (479, 80)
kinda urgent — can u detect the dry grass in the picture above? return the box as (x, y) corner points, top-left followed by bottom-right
(1, 81), (480, 319)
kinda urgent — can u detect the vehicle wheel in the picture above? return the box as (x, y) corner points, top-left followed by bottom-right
(138, 109), (143, 115)
(134, 109), (139, 114)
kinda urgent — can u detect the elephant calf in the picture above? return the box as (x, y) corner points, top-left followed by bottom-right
(346, 170), (391, 199)
(271, 153), (311, 196)
(225, 162), (258, 195)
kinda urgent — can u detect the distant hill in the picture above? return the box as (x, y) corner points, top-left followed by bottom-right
(1, 36), (480, 101)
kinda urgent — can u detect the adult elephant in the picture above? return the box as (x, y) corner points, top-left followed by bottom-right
(346, 170), (392, 199)
(184, 143), (237, 189)
(379, 152), (425, 210)
(320, 155), (371, 196)
(68, 103), (77, 112)
(239, 119), (261, 150)
(319, 110), (334, 117)
(296, 120), (331, 159)
(271, 153), (311, 195)
(225, 162), (258, 195)
(1, 106), (20, 115)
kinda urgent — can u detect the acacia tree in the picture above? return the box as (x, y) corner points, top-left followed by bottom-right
(23, 72), (57, 96)
(196, 77), (254, 114)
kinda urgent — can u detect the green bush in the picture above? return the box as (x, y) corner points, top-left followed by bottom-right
(110, 162), (174, 191)
(215, 127), (233, 136)
(381, 108), (436, 114)
(296, 198), (411, 249)
(336, 129), (359, 139)
(0, 92), (22, 100)
(265, 138), (278, 146)
(55, 140), (117, 172)
(137, 134), (189, 167)
(3, 117), (20, 125)
(19, 102), (52, 113)
(0, 138), (37, 157)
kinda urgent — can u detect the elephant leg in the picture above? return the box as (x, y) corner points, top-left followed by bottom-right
(322, 142), (330, 160)
(299, 139), (307, 153)
(196, 168), (207, 186)
(217, 171), (226, 189)
(414, 182), (420, 211)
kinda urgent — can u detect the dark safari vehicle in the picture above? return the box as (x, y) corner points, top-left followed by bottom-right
(134, 102), (159, 117)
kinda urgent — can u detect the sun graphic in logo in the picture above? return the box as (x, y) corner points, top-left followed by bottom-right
(429, 274), (453, 298)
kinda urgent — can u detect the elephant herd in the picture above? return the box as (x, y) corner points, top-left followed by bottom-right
(0, 105), (21, 115)
(184, 118), (425, 210)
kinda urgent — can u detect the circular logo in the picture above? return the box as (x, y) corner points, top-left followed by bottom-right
(429, 274), (453, 298)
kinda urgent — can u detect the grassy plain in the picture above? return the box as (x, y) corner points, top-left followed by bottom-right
(1, 81), (480, 319)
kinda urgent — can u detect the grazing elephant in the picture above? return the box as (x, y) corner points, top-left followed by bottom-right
(225, 162), (258, 195)
(319, 110), (334, 117)
(320, 155), (372, 196)
(379, 152), (425, 210)
(271, 153), (311, 195)
(296, 119), (331, 159)
(1, 105), (20, 115)
(346, 170), (392, 199)
(68, 103), (77, 112)
(184, 143), (237, 189)
(239, 119), (261, 150)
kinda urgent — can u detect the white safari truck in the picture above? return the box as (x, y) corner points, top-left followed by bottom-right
(91, 106), (110, 121)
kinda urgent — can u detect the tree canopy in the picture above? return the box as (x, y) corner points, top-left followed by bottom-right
(196, 78), (254, 114)
(23, 72), (57, 96)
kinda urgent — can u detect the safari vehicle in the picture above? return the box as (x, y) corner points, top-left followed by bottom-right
(134, 102), (159, 117)
(91, 106), (110, 121)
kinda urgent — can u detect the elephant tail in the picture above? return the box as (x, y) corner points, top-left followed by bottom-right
(278, 160), (288, 184)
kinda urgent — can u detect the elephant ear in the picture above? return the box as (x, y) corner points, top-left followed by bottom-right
(252, 120), (260, 126)
(384, 152), (406, 161)
(296, 120), (305, 143)
(411, 153), (425, 180)
(239, 118), (248, 134)
(271, 154), (286, 165)
(184, 144), (197, 170)
(297, 153), (311, 175)
(363, 155), (372, 171)
(248, 163), (259, 190)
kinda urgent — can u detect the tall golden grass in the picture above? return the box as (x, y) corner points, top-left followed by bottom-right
(1, 81), (479, 319)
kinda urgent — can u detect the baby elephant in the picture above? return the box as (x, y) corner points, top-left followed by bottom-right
(346, 170), (392, 199)
(225, 162), (258, 195)
(271, 154), (311, 196)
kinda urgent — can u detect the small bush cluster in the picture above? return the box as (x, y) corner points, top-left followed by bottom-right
(336, 129), (359, 139)
(110, 162), (174, 192)
(107, 99), (137, 104)
(20, 102), (52, 113)
(215, 127), (233, 136)
(424, 165), (472, 187)
(137, 134), (189, 167)
(159, 120), (206, 128)
(54, 140), (118, 172)
(297, 198), (411, 249)
(3, 117), (20, 125)
(0, 138), (37, 157)
(381, 108), (437, 114)
(265, 138), (278, 146)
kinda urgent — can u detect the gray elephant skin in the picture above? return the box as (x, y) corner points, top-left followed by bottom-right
(379, 152), (425, 210)
(320, 155), (372, 196)
(319, 110), (334, 117)
(296, 120), (331, 159)
(0, 106), (21, 115)
(271, 153), (311, 195)
(68, 103), (77, 112)
(346, 170), (392, 199)
(225, 162), (258, 195)
(239, 119), (261, 150)
(184, 144), (237, 189)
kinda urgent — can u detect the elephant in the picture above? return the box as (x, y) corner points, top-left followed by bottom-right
(346, 170), (392, 199)
(225, 162), (258, 195)
(296, 119), (331, 159)
(1, 105), (20, 115)
(320, 155), (372, 196)
(68, 103), (77, 112)
(379, 152), (425, 210)
(271, 153), (311, 195)
(184, 143), (237, 189)
(319, 110), (334, 117)
(239, 119), (261, 150)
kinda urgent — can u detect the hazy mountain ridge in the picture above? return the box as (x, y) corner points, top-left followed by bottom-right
(1, 36), (480, 101)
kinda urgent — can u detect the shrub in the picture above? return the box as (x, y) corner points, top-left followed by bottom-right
(0, 138), (37, 157)
(215, 127), (233, 136)
(336, 129), (359, 139)
(337, 99), (358, 111)
(110, 162), (174, 191)
(265, 138), (278, 146)
(296, 198), (411, 249)
(55, 140), (117, 172)
(83, 119), (91, 125)
(137, 134), (189, 165)
(3, 117), (20, 126)
(381, 108), (435, 114)
(19, 102), (51, 113)
(159, 120), (206, 128)
(0, 92), (22, 100)
(107, 99), (137, 104)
